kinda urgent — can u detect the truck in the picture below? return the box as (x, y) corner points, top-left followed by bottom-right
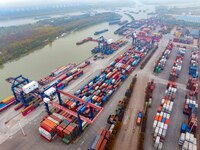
(136, 111), (143, 126)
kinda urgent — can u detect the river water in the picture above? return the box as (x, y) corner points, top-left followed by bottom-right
(0, 4), (155, 100)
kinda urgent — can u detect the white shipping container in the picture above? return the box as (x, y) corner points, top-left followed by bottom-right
(188, 142), (193, 150)
(70, 68), (78, 74)
(153, 120), (158, 129)
(182, 141), (189, 150)
(193, 145), (197, 150)
(189, 133), (194, 143)
(154, 127), (159, 138)
(158, 142), (163, 150)
(185, 132), (190, 141)
(109, 124), (115, 133)
(70, 102), (76, 109)
(162, 129), (167, 138)
(39, 127), (52, 140)
(154, 136), (160, 149)
(179, 133), (185, 146)
(158, 128), (163, 136)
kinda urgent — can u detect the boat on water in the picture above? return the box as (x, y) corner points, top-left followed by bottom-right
(94, 29), (109, 35)
(118, 20), (128, 25)
(76, 37), (97, 45)
(108, 20), (121, 25)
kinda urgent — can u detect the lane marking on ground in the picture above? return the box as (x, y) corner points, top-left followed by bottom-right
(123, 115), (129, 125)
(80, 140), (85, 146)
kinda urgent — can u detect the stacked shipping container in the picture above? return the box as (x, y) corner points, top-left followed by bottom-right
(178, 48), (198, 150)
(154, 42), (174, 74)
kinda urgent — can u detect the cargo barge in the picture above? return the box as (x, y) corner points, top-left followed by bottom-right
(0, 96), (16, 112)
(108, 20), (121, 25)
(39, 64), (76, 86)
(118, 20), (128, 25)
(76, 37), (97, 45)
(94, 29), (108, 35)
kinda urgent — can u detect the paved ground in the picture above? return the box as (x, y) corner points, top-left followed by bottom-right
(144, 40), (197, 150)
(114, 33), (172, 150)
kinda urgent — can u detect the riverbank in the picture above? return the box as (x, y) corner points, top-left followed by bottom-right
(0, 12), (121, 66)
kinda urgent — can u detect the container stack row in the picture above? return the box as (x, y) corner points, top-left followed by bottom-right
(75, 48), (148, 107)
(152, 81), (177, 150)
(39, 111), (87, 144)
(178, 48), (198, 150)
(89, 129), (110, 150)
(0, 96), (16, 112)
(168, 48), (186, 81)
(189, 49), (198, 78)
(152, 47), (188, 149)
(154, 42), (174, 74)
(57, 67), (84, 90)
(39, 64), (76, 85)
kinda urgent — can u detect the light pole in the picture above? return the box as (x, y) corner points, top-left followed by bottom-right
(18, 120), (26, 136)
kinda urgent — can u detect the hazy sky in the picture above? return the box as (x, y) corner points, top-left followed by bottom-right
(0, 0), (195, 7)
(0, 0), (118, 6)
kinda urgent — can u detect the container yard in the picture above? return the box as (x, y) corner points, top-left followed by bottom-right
(0, 3), (199, 150)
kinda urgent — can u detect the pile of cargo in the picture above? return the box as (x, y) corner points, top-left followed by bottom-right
(152, 81), (177, 149)
(21, 100), (41, 116)
(13, 95), (42, 116)
(178, 47), (198, 150)
(169, 48), (186, 81)
(89, 129), (110, 150)
(114, 17), (161, 36)
(0, 96), (16, 112)
(186, 78), (198, 97)
(189, 49), (198, 78)
(57, 68), (84, 90)
(39, 111), (85, 144)
(183, 95), (198, 116)
(39, 64), (76, 85)
(154, 42), (174, 74)
(145, 80), (155, 107)
(179, 94), (198, 150)
(153, 33), (162, 42)
(75, 49), (147, 106)
(173, 36), (193, 45)
(91, 40), (128, 55)
(179, 132), (197, 150)
(79, 60), (90, 69)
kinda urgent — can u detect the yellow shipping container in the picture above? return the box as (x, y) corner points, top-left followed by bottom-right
(2, 95), (14, 103)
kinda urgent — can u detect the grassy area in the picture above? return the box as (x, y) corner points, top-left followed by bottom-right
(0, 12), (121, 66)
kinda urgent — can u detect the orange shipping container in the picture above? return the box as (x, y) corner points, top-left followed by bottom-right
(99, 139), (108, 150)
(95, 135), (104, 150)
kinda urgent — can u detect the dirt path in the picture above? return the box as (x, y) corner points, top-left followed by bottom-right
(114, 73), (148, 150)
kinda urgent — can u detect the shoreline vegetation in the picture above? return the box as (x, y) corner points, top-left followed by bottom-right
(0, 12), (121, 66)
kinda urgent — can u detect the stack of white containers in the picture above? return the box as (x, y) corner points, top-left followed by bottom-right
(152, 83), (177, 150)
(179, 132), (197, 150)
